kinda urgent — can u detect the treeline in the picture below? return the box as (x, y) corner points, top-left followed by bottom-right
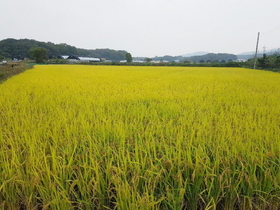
(243, 53), (280, 72)
(149, 53), (238, 63)
(256, 53), (280, 70)
(79, 61), (245, 68)
(0, 38), (128, 61)
(76, 56), (280, 70)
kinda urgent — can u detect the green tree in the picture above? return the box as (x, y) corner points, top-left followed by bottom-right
(144, 57), (152, 63)
(126, 53), (132, 63)
(258, 53), (268, 69)
(267, 55), (277, 68)
(275, 54), (280, 68)
(0, 50), (10, 61)
(29, 47), (48, 63)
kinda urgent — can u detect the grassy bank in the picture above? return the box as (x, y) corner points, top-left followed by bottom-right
(0, 62), (33, 83)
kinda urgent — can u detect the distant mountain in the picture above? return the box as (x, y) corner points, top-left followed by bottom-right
(237, 54), (255, 60)
(0, 38), (129, 61)
(135, 53), (238, 63)
(237, 48), (280, 60)
(238, 48), (280, 55)
(237, 51), (255, 56)
(133, 52), (210, 62)
(186, 53), (237, 63)
(152, 55), (185, 62)
(181, 51), (209, 57)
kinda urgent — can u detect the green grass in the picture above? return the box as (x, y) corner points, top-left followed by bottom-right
(0, 62), (32, 83)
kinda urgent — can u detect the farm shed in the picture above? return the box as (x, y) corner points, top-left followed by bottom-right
(78, 57), (100, 62)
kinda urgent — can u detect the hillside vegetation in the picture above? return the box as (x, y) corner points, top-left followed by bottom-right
(0, 38), (128, 61)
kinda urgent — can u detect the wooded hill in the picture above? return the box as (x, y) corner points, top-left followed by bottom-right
(0, 38), (129, 61)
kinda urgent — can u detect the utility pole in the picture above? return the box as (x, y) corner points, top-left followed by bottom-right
(263, 46), (266, 55)
(253, 32), (260, 69)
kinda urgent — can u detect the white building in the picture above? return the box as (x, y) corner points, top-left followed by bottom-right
(78, 57), (100, 62)
(61, 56), (100, 63)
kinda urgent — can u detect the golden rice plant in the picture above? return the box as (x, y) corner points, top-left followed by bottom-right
(0, 65), (280, 210)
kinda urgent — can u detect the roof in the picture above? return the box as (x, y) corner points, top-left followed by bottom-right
(78, 57), (100, 61)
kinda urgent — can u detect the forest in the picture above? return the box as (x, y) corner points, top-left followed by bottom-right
(0, 38), (128, 61)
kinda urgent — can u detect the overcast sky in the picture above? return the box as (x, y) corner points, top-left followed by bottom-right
(1, 0), (280, 57)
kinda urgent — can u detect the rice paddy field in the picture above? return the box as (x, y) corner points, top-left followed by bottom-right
(0, 65), (280, 210)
